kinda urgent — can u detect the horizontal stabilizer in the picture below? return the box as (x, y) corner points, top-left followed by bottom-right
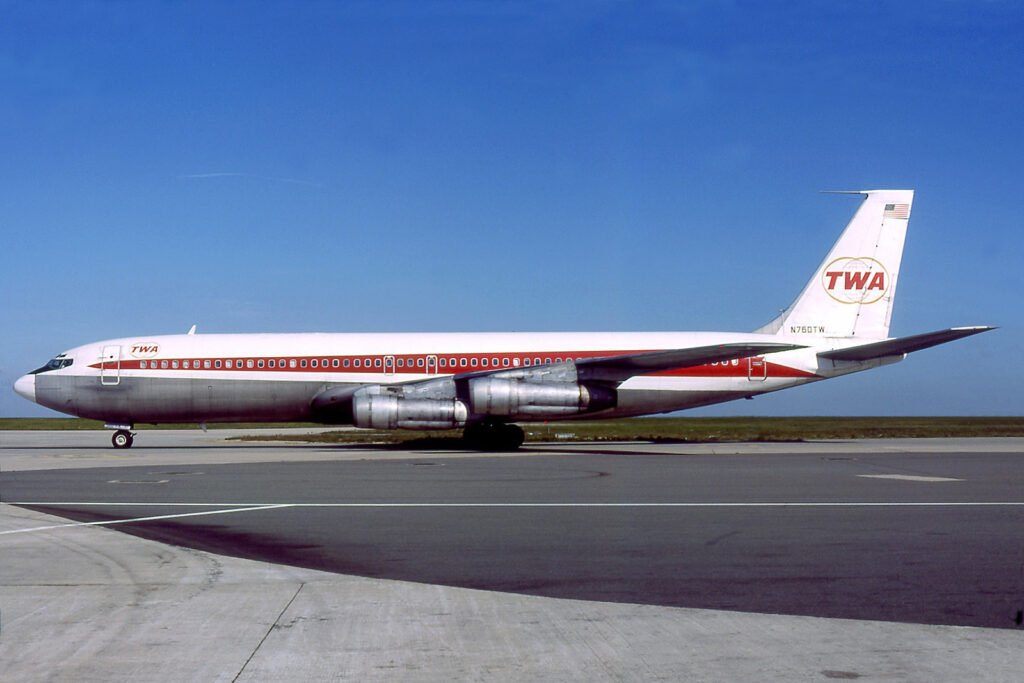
(577, 342), (805, 383)
(818, 326), (996, 362)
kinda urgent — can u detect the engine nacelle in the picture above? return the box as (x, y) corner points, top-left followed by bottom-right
(352, 394), (468, 430)
(468, 378), (615, 418)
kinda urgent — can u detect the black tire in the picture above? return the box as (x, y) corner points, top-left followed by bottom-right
(500, 423), (525, 450)
(463, 421), (524, 452)
(112, 430), (134, 449)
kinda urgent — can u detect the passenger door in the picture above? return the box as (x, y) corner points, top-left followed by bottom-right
(100, 345), (121, 386)
(747, 356), (767, 381)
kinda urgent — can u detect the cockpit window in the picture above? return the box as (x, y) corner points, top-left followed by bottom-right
(30, 355), (74, 374)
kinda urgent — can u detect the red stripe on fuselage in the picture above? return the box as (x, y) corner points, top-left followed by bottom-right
(88, 350), (817, 379)
(654, 362), (816, 379)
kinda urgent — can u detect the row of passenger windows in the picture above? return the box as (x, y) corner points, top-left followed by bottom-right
(137, 355), (581, 371)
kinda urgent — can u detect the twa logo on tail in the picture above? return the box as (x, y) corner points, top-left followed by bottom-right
(822, 257), (889, 304)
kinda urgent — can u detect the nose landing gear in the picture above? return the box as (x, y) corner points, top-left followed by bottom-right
(105, 422), (136, 449)
(111, 429), (135, 449)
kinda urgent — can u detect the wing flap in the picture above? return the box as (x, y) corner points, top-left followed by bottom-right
(818, 326), (996, 362)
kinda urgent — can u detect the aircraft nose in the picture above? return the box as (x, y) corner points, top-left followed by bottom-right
(14, 374), (36, 403)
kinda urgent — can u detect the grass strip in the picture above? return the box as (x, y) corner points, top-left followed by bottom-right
(230, 416), (1024, 445)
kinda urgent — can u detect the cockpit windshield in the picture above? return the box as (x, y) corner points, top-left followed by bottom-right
(30, 355), (74, 374)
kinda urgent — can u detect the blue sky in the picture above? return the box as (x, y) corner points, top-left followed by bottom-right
(1, 1), (1020, 417)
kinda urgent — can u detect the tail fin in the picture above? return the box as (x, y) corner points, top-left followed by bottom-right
(757, 189), (914, 339)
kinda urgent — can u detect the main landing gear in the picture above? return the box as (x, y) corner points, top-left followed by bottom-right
(111, 429), (135, 449)
(462, 420), (525, 452)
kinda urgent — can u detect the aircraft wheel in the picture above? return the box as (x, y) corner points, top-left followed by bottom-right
(500, 423), (525, 450)
(463, 421), (523, 451)
(112, 430), (134, 449)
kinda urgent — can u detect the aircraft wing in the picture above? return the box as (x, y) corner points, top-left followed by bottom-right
(573, 342), (806, 383)
(818, 326), (996, 362)
(445, 342), (805, 386)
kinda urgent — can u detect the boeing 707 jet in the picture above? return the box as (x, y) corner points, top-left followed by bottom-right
(13, 190), (993, 449)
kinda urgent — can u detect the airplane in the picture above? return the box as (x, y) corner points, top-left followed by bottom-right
(13, 189), (994, 450)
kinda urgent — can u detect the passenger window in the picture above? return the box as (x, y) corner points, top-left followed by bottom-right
(375, 358), (382, 368)
(471, 358), (478, 367)
(140, 360), (147, 369)
(301, 359), (308, 368)
(502, 358), (510, 367)
(161, 360), (169, 369)
(258, 360), (265, 368)
(311, 359), (318, 368)
(534, 357), (541, 365)
(289, 359), (297, 368)
(268, 360), (275, 368)
(333, 359), (340, 368)
(365, 358), (371, 367)
(183, 360), (190, 369)
(544, 357), (551, 364)
(397, 359), (404, 368)
(492, 357), (499, 366)
(354, 359), (361, 368)
(460, 358), (467, 367)
(439, 358), (446, 367)
(343, 359), (350, 368)
(247, 360), (254, 369)
(481, 358), (488, 367)
(418, 358), (425, 367)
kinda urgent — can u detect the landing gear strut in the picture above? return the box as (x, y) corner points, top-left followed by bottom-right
(463, 420), (525, 452)
(112, 429), (134, 449)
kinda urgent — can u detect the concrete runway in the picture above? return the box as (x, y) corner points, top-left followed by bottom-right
(3, 430), (1024, 681)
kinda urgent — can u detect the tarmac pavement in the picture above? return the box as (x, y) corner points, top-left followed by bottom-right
(2, 431), (1023, 681)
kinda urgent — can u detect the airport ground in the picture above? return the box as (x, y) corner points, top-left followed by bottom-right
(2, 430), (1024, 681)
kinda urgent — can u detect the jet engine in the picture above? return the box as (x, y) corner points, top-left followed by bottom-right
(467, 377), (615, 418)
(352, 393), (468, 430)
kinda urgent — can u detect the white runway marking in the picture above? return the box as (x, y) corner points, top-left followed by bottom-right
(6, 501), (1024, 509)
(857, 474), (964, 482)
(0, 504), (293, 535)
(5, 501), (1024, 536)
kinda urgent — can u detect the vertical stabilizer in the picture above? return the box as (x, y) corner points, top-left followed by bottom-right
(757, 190), (913, 339)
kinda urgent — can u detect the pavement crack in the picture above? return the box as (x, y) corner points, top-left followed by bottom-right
(232, 582), (306, 682)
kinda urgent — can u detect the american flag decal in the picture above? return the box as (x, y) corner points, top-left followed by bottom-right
(884, 203), (910, 219)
